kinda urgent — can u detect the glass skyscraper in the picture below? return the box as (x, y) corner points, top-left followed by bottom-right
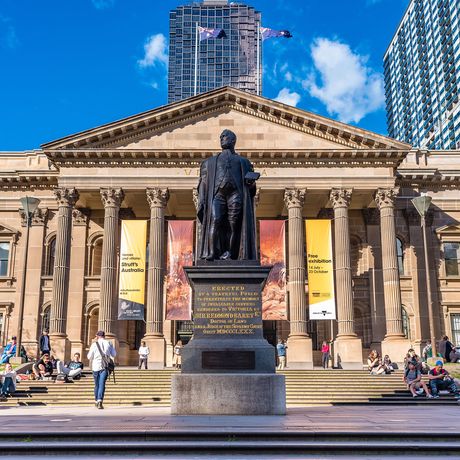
(384, 0), (460, 149)
(168, 0), (261, 103)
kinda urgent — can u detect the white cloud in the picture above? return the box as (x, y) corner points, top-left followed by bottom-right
(150, 81), (159, 90)
(92, 0), (115, 9)
(0, 15), (18, 49)
(304, 37), (385, 123)
(285, 71), (293, 82)
(138, 34), (168, 68)
(275, 88), (301, 107)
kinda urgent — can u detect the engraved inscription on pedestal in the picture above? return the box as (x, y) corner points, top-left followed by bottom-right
(193, 284), (263, 339)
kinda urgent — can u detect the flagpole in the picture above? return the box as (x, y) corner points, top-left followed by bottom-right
(256, 23), (260, 96)
(194, 22), (199, 96)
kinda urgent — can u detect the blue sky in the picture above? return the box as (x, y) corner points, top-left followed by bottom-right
(0, 0), (408, 150)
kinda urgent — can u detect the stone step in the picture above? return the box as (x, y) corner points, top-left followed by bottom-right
(0, 432), (459, 456)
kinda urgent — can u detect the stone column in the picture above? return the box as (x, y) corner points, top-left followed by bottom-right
(66, 208), (89, 360)
(284, 188), (313, 369)
(330, 188), (362, 369)
(362, 208), (386, 350)
(99, 188), (125, 342)
(20, 207), (48, 357)
(375, 188), (409, 362)
(50, 187), (79, 358)
(144, 187), (169, 368)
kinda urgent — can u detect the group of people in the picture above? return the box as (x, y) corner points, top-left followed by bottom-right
(367, 350), (396, 375)
(404, 351), (459, 400)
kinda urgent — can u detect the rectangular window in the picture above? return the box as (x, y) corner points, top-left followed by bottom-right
(444, 242), (460, 276)
(0, 242), (10, 276)
(451, 313), (460, 345)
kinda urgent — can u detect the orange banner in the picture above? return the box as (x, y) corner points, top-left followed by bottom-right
(260, 220), (287, 320)
(165, 221), (194, 320)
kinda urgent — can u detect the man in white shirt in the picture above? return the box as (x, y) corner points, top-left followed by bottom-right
(138, 341), (150, 370)
(87, 330), (116, 409)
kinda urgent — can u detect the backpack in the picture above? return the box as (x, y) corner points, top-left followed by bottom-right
(96, 341), (115, 375)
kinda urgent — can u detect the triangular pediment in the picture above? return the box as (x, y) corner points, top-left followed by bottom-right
(41, 87), (409, 152)
(436, 224), (460, 235)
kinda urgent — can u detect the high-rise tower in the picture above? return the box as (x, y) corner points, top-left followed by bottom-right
(168, 0), (261, 103)
(384, 0), (460, 149)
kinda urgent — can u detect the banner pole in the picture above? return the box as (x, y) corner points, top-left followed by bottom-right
(256, 23), (260, 95)
(194, 22), (199, 96)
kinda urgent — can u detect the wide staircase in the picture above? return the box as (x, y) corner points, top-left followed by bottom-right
(1, 369), (458, 407)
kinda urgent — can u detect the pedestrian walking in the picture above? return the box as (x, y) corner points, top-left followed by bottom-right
(87, 330), (116, 410)
(321, 341), (330, 369)
(276, 339), (287, 370)
(138, 341), (149, 370)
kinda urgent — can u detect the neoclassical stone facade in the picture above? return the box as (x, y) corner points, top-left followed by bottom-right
(1, 87), (460, 368)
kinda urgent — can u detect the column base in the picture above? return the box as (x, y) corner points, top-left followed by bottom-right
(286, 335), (313, 369)
(334, 336), (363, 370)
(144, 336), (166, 369)
(381, 337), (410, 366)
(49, 334), (70, 361)
(117, 340), (130, 366)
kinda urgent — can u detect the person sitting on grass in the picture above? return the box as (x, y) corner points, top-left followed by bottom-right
(367, 350), (380, 373)
(1, 363), (17, 398)
(404, 361), (433, 398)
(428, 360), (460, 400)
(449, 346), (460, 363)
(33, 353), (54, 380)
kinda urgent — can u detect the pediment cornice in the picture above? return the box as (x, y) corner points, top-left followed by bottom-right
(41, 87), (409, 152)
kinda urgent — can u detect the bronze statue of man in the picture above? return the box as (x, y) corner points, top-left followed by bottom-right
(197, 130), (259, 261)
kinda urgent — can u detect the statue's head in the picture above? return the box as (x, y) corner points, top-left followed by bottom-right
(220, 129), (237, 150)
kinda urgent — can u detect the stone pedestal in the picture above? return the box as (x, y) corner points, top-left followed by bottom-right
(172, 373), (286, 415)
(171, 262), (286, 415)
(145, 336), (166, 369)
(381, 338), (410, 365)
(286, 336), (313, 369)
(334, 337), (363, 370)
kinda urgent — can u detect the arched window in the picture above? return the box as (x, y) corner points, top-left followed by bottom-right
(87, 234), (103, 276)
(85, 305), (99, 347)
(43, 235), (56, 276)
(40, 304), (51, 334)
(396, 238), (404, 275)
(402, 306), (411, 340)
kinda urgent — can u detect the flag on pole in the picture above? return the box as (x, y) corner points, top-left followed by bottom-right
(260, 27), (292, 41)
(198, 26), (227, 41)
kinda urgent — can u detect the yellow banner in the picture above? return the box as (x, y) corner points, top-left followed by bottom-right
(118, 220), (147, 320)
(305, 219), (336, 320)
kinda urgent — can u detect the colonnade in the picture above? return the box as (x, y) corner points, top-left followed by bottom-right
(46, 186), (408, 367)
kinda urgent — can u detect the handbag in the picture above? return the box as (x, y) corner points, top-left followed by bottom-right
(95, 341), (115, 375)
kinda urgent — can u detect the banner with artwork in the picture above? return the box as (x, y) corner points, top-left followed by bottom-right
(305, 219), (336, 320)
(260, 220), (287, 320)
(118, 220), (147, 320)
(166, 220), (194, 320)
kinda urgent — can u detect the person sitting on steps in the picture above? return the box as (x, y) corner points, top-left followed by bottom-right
(33, 353), (54, 380)
(367, 350), (380, 373)
(428, 360), (460, 400)
(56, 352), (84, 380)
(404, 361), (433, 398)
(1, 363), (17, 398)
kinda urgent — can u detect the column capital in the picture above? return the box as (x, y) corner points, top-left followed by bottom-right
(54, 187), (79, 208)
(374, 187), (399, 210)
(20, 207), (49, 227)
(330, 188), (352, 209)
(284, 188), (306, 209)
(72, 208), (90, 226)
(146, 188), (170, 208)
(100, 188), (125, 208)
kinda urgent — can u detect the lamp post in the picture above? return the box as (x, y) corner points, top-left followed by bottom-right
(411, 194), (437, 360)
(16, 196), (40, 359)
